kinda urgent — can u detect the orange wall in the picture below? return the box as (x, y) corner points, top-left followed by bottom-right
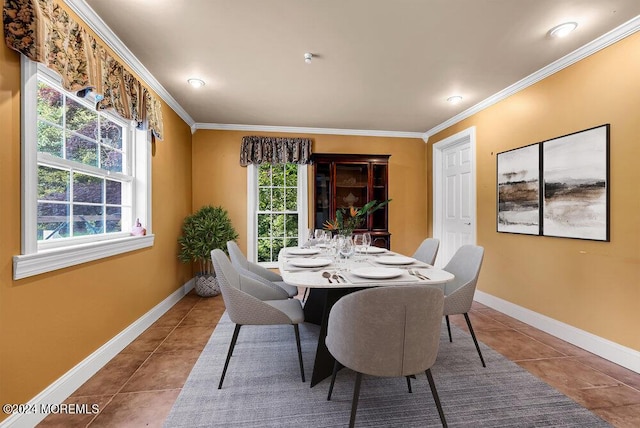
(0, 23), (193, 416)
(429, 32), (640, 350)
(192, 130), (428, 257)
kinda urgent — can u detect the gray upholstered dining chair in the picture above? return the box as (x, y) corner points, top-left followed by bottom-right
(325, 286), (447, 428)
(227, 240), (298, 298)
(412, 238), (440, 265)
(211, 249), (305, 388)
(442, 244), (486, 367)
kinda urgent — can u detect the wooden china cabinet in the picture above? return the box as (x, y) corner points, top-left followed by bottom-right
(311, 153), (391, 249)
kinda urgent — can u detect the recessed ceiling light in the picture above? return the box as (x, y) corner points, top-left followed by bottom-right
(304, 52), (313, 64)
(548, 22), (578, 38)
(447, 95), (463, 104)
(187, 78), (205, 88)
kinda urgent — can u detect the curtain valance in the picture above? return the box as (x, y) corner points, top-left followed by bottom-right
(3, 0), (164, 140)
(240, 136), (312, 166)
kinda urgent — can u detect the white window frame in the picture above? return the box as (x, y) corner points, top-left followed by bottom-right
(247, 163), (308, 268)
(13, 56), (153, 280)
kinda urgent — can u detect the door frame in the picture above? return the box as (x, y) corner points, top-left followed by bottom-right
(432, 126), (477, 265)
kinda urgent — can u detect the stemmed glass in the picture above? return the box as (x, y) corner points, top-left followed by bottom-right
(352, 234), (365, 260)
(338, 235), (355, 271)
(362, 232), (372, 254)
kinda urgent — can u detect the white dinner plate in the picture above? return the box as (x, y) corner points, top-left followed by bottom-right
(286, 247), (321, 256)
(351, 267), (403, 279)
(287, 257), (332, 268)
(375, 255), (415, 265)
(355, 247), (386, 254)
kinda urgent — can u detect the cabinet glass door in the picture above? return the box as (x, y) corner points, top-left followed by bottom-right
(335, 164), (368, 213)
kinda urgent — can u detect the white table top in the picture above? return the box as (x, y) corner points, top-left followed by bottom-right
(278, 247), (454, 288)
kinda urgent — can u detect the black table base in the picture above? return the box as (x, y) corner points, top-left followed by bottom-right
(303, 287), (363, 387)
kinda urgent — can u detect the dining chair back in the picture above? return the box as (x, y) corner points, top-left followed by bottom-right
(412, 238), (440, 265)
(325, 285), (447, 427)
(211, 249), (305, 388)
(227, 241), (298, 297)
(442, 244), (486, 367)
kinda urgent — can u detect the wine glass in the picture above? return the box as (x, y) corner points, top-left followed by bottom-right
(362, 232), (372, 253)
(338, 236), (355, 270)
(352, 234), (365, 257)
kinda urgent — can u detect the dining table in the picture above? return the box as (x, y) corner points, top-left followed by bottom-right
(278, 245), (454, 387)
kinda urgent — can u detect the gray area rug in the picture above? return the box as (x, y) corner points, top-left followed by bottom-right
(165, 313), (609, 427)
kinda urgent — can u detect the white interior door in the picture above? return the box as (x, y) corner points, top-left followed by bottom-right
(432, 127), (477, 267)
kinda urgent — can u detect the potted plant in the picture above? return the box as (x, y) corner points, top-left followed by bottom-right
(178, 205), (239, 297)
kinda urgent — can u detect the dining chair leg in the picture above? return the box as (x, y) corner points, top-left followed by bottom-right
(425, 369), (447, 428)
(293, 324), (305, 382)
(406, 376), (413, 393)
(464, 313), (486, 367)
(218, 324), (242, 389)
(327, 359), (340, 400)
(349, 372), (363, 428)
(445, 315), (452, 342)
(302, 287), (310, 302)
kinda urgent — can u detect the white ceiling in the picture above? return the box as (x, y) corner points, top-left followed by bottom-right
(78, 0), (640, 136)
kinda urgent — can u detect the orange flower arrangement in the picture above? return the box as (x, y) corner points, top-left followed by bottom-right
(323, 199), (390, 236)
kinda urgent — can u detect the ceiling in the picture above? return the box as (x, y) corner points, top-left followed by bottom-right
(79, 0), (640, 136)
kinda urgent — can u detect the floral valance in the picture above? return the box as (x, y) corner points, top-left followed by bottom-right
(240, 136), (312, 166)
(3, 0), (163, 140)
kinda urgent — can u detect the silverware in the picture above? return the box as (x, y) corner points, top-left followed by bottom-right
(409, 269), (429, 281)
(322, 271), (333, 283)
(331, 273), (341, 283)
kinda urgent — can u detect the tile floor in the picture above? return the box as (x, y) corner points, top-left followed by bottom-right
(38, 290), (640, 427)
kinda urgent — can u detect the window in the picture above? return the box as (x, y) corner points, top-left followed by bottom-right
(247, 163), (308, 267)
(13, 57), (153, 280)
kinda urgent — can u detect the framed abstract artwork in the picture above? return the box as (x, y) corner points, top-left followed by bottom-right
(497, 144), (540, 235)
(542, 124), (610, 241)
(497, 124), (610, 241)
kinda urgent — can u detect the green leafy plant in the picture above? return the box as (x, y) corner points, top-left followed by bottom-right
(178, 205), (239, 275)
(323, 199), (391, 236)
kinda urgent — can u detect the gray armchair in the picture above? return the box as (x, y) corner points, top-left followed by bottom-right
(227, 240), (298, 298)
(325, 286), (447, 428)
(412, 238), (440, 265)
(442, 244), (485, 367)
(211, 249), (305, 389)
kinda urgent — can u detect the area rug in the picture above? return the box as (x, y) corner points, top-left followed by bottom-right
(165, 313), (609, 427)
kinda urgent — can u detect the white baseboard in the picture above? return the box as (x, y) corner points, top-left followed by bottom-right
(0, 279), (195, 428)
(475, 290), (640, 374)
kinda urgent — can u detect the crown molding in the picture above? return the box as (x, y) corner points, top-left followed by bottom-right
(63, 0), (196, 128)
(194, 123), (424, 139)
(424, 14), (640, 139)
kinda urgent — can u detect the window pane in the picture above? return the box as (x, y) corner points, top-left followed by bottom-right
(37, 81), (63, 125)
(272, 188), (284, 211)
(105, 180), (122, 205)
(106, 206), (122, 233)
(67, 133), (98, 167)
(101, 145), (123, 172)
(37, 122), (64, 156)
(257, 238), (271, 263)
(285, 237), (298, 247)
(285, 214), (298, 237)
(37, 202), (69, 240)
(258, 188), (271, 211)
(66, 98), (98, 139)
(272, 213), (285, 237)
(285, 187), (297, 210)
(284, 164), (298, 187)
(38, 166), (69, 201)
(271, 165), (285, 186)
(258, 164), (271, 186)
(73, 204), (103, 235)
(271, 238), (284, 261)
(100, 119), (123, 150)
(257, 214), (271, 237)
(73, 173), (103, 203)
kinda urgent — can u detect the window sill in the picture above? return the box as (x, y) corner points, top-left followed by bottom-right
(13, 234), (155, 280)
